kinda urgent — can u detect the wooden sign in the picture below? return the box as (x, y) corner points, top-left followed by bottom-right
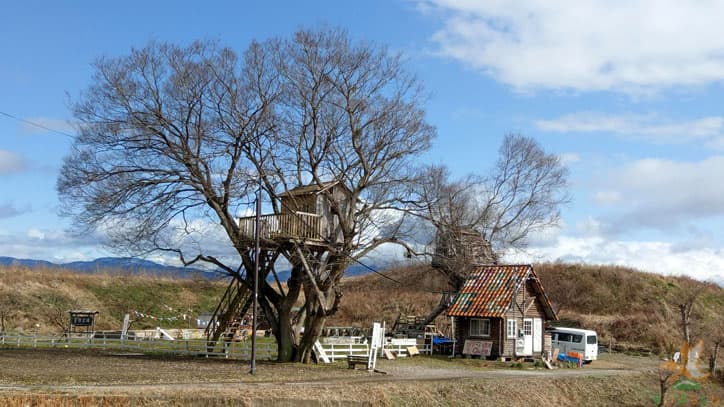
(462, 340), (492, 356)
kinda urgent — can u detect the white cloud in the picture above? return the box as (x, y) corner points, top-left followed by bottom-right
(536, 112), (724, 147)
(506, 235), (724, 285)
(0, 150), (27, 174)
(422, 1), (724, 92)
(0, 228), (111, 263)
(596, 156), (724, 231)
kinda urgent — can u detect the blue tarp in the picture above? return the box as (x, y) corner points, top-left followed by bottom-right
(432, 336), (454, 345)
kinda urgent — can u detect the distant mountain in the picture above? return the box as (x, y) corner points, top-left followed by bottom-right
(0, 256), (216, 279)
(0, 255), (388, 281)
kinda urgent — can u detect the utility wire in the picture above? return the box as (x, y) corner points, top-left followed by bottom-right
(0, 110), (75, 139)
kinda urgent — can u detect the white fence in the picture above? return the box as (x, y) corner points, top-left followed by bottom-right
(0, 335), (278, 360)
(0, 334), (432, 361)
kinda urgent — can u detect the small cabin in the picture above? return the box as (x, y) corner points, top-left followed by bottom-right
(238, 181), (351, 247)
(447, 265), (557, 359)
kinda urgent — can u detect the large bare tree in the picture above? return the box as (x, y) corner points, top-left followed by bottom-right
(58, 29), (434, 362)
(415, 134), (569, 321)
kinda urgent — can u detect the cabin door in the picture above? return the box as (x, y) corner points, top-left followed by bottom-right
(533, 318), (542, 353)
(522, 318), (533, 355)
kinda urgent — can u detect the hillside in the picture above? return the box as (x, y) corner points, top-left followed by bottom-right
(1, 262), (722, 354)
(329, 263), (724, 353)
(0, 266), (227, 334)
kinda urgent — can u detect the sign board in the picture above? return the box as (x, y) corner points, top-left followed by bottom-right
(369, 322), (382, 370)
(462, 340), (492, 356)
(71, 315), (94, 326)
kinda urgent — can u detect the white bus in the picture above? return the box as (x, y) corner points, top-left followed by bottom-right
(551, 327), (598, 363)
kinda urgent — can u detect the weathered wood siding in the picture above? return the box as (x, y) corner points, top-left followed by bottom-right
(454, 317), (504, 358)
(500, 279), (547, 357)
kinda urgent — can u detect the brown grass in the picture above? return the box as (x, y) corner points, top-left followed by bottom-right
(3, 261), (723, 357)
(331, 262), (724, 355)
(0, 265), (226, 334)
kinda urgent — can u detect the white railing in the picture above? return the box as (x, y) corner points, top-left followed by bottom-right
(0, 335), (277, 360)
(238, 212), (325, 242)
(319, 342), (370, 362)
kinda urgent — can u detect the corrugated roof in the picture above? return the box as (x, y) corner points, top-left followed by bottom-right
(447, 264), (558, 320)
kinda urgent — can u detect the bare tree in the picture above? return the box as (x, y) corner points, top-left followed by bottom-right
(675, 281), (708, 346)
(58, 29), (434, 362)
(418, 134), (569, 290)
(704, 315), (723, 376)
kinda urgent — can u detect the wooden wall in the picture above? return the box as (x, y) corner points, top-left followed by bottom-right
(454, 279), (550, 359)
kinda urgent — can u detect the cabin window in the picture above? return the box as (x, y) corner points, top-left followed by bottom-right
(507, 320), (517, 339)
(470, 318), (490, 337)
(587, 335), (597, 345)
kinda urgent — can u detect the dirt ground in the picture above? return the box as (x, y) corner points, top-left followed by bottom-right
(0, 349), (720, 406)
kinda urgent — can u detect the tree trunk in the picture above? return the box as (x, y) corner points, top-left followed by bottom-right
(297, 311), (326, 363)
(678, 303), (691, 345)
(422, 291), (456, 327)
(274, 306), (297, 362)
(658, 375), (670, 407)
(710, 342), (720, 375)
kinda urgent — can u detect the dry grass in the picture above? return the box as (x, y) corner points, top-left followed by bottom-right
(0, 349), (701, 406)
(3, 261), (723, 357)
(0, 265), (226, 334)
(332, 262), (724, 356)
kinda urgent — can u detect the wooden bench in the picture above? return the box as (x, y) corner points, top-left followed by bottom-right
(347, 355), (369, 369)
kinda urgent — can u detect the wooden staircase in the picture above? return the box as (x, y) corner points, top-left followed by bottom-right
(205, 278), (253, 351)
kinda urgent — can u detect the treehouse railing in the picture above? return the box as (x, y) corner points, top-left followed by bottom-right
(238, 212), (325, 242)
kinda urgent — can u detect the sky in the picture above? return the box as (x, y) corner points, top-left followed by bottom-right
(1, 1), (723, 285)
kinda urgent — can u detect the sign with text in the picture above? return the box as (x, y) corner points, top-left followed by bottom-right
(462, 340), (492, 356)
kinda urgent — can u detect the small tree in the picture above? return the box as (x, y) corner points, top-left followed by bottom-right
(703, 314), (724, 376)
(658, 341), (708, 407)
(675, 280), (708, 346)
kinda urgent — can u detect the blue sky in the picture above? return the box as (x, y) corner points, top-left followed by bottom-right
(1, 1), (723, 284)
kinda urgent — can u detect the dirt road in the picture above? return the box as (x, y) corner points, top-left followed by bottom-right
(0, 349), (679, 406)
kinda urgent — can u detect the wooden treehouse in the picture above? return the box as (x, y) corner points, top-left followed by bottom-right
(431, 226), (498, 270)
(238, 181), (350, 247)
(206, 182), (351, 350)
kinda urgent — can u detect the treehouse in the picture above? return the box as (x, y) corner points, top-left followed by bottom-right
(431, 226), (497, 270)
(238, 181), (351, 248)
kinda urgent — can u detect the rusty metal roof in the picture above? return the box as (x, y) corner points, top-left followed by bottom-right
(447, 264), (558, 320)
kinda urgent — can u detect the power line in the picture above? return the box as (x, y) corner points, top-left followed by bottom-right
(0, 110), (75, 139)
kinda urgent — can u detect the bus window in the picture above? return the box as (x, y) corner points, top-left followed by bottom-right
(587, 335), (597, 345)
(572, 334), (583, 343)
(558, 333), (571, 342)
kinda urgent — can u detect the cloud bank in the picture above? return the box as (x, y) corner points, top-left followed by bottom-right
(536, 112), (724, 148)
(422, 1), (724, 92)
